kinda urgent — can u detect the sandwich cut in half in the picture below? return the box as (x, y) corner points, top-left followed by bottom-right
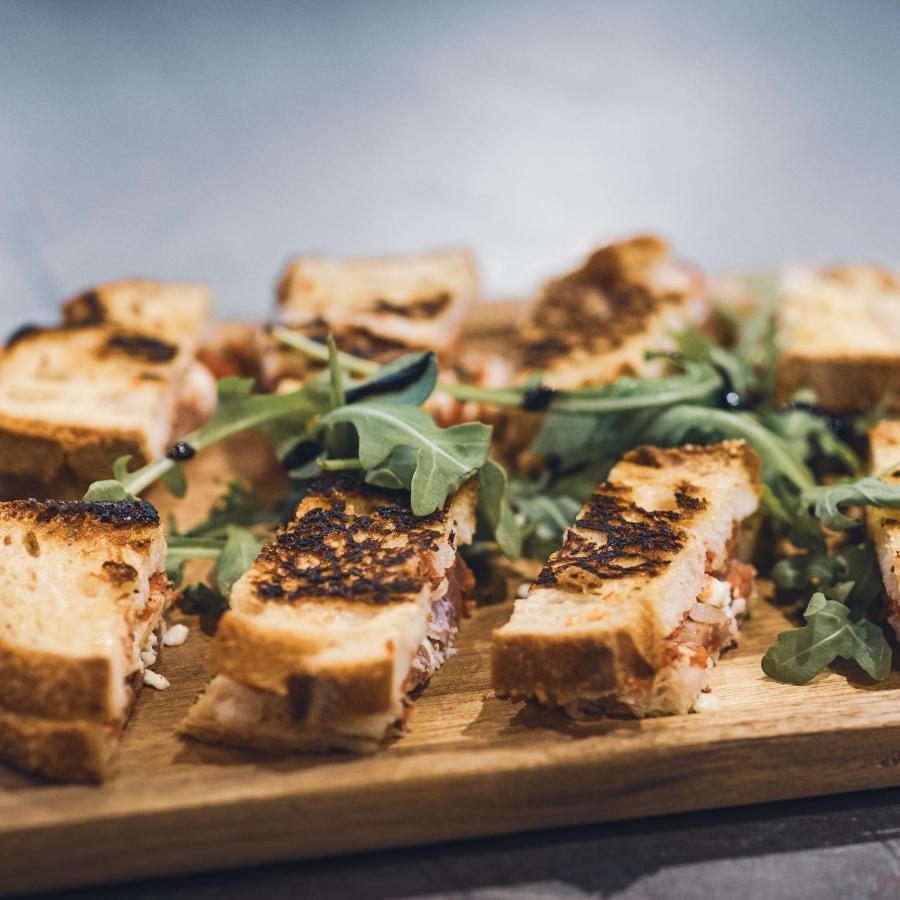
(867, 421), (900, 638)
(0, 499), (169, 782)
(517, 235), (709, 391)
(0, 279), (215, 491)
(492, 441), (762, 718)
(776, 264), (900, 412)
(182, 475), (478, 753)
(260, 248), (479, 387)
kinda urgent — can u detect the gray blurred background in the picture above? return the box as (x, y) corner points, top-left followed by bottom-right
(1, 0), (898, 330)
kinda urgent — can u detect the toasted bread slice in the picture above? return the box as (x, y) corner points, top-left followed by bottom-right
(62, 279), (211, 351)
(182, 476), (478, 753)
(0, 499), (169, 781)
(867, 421), (900, 637)
(260, 249), (479, 386)
(492, 441), (761, 717)
(0, 280), (215, 488)
(776, 265), (900, 412)
(518, 235), (708, 390)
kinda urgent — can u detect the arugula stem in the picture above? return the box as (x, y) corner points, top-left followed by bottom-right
(318, 457), (364, 471)
(117, 385), (321, 497)
(273, 328), (378, 377)
(652, 405), (816, 491)
(273, 328), (722, 414)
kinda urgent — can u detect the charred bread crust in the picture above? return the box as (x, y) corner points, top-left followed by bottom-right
(61, 278), (212, 339)
(0, 705), (113, 783)
(620, 440), (763, 487)
(0, 497), (160, 534)
(243, 475), (477, 606)
(518, 235), (698, 375)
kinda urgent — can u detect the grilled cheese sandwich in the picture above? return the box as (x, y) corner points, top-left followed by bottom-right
(776, 264), (900, 412)
(868, 421), (900, 638)
(518, 235), (708, 390)
(0, 280), (215, 489)
(260, 249), (479, 387)
(0, 499), (169, 781)
(492, 441), (761, 717)
(182, 475), (478, 753)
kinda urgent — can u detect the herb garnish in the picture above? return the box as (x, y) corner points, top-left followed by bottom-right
(85, 343), (521, 600)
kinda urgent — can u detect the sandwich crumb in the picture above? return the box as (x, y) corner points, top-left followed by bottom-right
(163, 622), (189, 647)
(693, 691), (721, 713)
(144, 669), (170, 691)
(516, 582), (531, 599)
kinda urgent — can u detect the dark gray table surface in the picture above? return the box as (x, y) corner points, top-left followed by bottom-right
(54, 788), (900, 899)
(5, 2), (900, 898)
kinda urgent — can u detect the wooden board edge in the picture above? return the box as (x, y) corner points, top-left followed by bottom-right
(5, 722), (900, 895)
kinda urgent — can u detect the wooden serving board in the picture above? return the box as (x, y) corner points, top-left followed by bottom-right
(4, 305), (900, 895)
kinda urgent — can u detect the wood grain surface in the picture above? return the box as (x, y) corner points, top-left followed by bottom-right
(3, 306), (900, 895)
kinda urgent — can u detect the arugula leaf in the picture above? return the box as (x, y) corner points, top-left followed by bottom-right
(179, 582), (230, 616)
(162, 463), (187, 498)
(761, 406), (860, 477)
(511, 485), (581, 560)
(799, 476), (900, 530)
(326, 336), (346, 410)
(477, 459), (522, 560)
(344, 352), (438, 406)
(215, 526), (266, 597)
(643, 405), (815, 493)
(364, 445), (418, 490)
(317, 402), (491, 515)
(82, 480), (136, 501)
(182, 480), (276, 538)
(761, 593), (891, 685)
(165, 535), (224, 586)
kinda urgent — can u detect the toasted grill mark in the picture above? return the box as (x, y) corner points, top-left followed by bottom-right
(102, 560), (138, 584)
(520, 240), (680, 371)
(4, 323), (43, 347)
(23, 531), (40, 557)
(10, 498), (161, 528)
(63, 289), (105, 325)
(250, 476), (446, 605)
(373, 292), (451, 319)
(535, 484), (706, 589)
(103, 332), (178, 363)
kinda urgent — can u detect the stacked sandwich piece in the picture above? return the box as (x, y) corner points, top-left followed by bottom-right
(517, 234), (709, 390)
(0, 279), (215, 491)
(182, 475), (478, 752)
(776, 264), (900, 412)
(493, 441), (761, 717)
(260, 249), (479, 388)
(0, 498), (169, 781)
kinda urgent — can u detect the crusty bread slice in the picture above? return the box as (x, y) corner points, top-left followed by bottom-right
(0, 499), (169, 781)
(776, 265), (900, 412)
(62, 279), (212, 352)
(260, 249), (479, 385)
(517, 235), (709, 390)
(0, 281), (215, 487)
(182, 475), (478, 752)
(492, 441), (762, 717)
(867, 421), (900, 637)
